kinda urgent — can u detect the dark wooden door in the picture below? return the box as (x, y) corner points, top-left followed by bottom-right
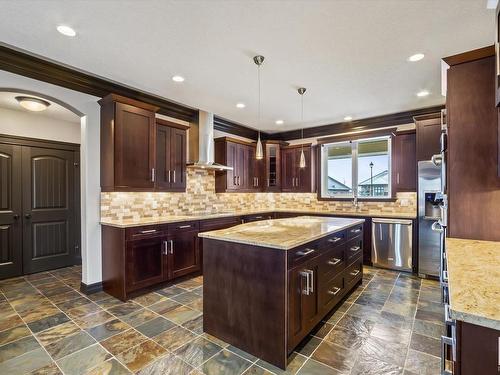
(126, 237), (168, 292)
(170, 127), (186, 191)
(246, 145), (258, 190)
(155, 124), (170, 190)
(0, 143), (23, 279)
(21, 147), (77, 274)
(169, 228), (200, 278)
(393, 133), (417, 193)
(288, 263), (318, 351)
(281, 148), (296, 192)
(297, 147), (312, 192)
(416, 116), (441, 161)
(236, 143), (247, 190)
(114, 102), (155, 189)
(226, 142), (238, 190)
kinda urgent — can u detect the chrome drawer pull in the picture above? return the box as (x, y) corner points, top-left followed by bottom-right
(442, 270), (449, 283)
(254, 216), (263, 219)
(328, 237), (342, 243)
(139, 229), (157, 234)
(327, 258), (341, 266)
(300, 270), (311, 295)
(178, 225), (192, 229)
(351, 228), (362, 234)
(350, 269), (360, 276)
(441, 335), (454, 375)
(296, 248), (315, 257)
(327, 287), (341, 296)
(163, 241), (169, 255)
(350, 246), (361, 252)
(444, 304), (455, 326)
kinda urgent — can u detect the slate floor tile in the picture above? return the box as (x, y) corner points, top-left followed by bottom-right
(136, 353), (194, 375)
(202, 349), (253, 375)
(311, 340), (357, 373)
(1, 347), (53, 374)
(45, 330), (96, 360)
(404, 349), (440, 375)
(56, 344), (111, 375)
(297, 358), (342, 375)
(0, 335), (41, 362)
(101, 329), (148, 356)
(35, 321), (81, 346)
(409, 332), (441, 357)
(135, 316), (175, 338)
(86, 358), (132, 375)
(115, 339), (167, 372)
(0, 324), (31, 346)
(175, 336), (222, 367)
(86, 318), (130, 341)
(152, 325), (197, 351)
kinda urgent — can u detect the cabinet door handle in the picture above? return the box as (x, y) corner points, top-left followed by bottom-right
(173, 170), (176, 183)
(151, 168), (155, 182)
(327, 258), (341, 266)
(178, 225), (191, 229)
(168, 170), (171, 183)
(350, 269), (360, 276)
(170, 240), (174, 254)
(296, 248), (315, 257)
(327, 287), (341, 296)
(163, 241), (169, 255)
(308, 269), (314, 293)
(300, 271), (310, 296)
(139, 229), (157, 234)
(237, 176), (240, 185)
(351, 228), (362, 234)
(328, 237), (342, 243)
(397, 172), (400, 184)
(350, 246), (361, 252)
(441, 335), (454, 375)
(233, 176), (237, 185)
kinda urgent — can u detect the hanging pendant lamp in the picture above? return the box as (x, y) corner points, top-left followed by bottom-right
(254, 55), (264, 160)
(298, 87), (307, 168)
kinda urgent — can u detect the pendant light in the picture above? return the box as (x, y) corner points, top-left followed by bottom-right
(298, 87), (307, 168)
(254, 55), (264, 160)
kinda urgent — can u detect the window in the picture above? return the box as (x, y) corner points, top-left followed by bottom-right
(320, 136), (391, 199)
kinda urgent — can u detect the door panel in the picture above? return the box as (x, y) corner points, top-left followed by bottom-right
(155, 125), (170, 190)
(170, 128), (186, 191)
(22, 147), (76, 274)
(298, 147), (312, 192)
(170, 229), (200, 278)
(237, 144), (246, 189)
(0, 144), (22, 279)
(126, 237), (168, 291)
(114, 102), (155, 189)
(226, 142), (238, 190)
(281, 148), (295, 192)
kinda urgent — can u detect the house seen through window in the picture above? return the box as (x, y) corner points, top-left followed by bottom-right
(321, 136), (391, 199)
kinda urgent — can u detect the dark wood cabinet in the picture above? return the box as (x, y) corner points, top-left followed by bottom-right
(215, 137), (260, 192)
(155, 119), (188, 192)
(168, 222), (200, 279)
(263, 141), (284, 192)
(392, 131), (417, 193)
(100, 94), (159, 191)
(241, 212), (275, 223)
(281, 144), (315, 193)
(415, 113), (442, 162)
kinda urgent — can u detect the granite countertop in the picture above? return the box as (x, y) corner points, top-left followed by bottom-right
(198, 216), (365, 250)
(100, 208), (414, 228)
(446, 237), (500, 330)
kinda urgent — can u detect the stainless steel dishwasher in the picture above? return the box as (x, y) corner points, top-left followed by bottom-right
(371, 218), (413, 272)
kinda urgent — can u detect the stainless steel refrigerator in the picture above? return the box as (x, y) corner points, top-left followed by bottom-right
(417, 160), (443, 277)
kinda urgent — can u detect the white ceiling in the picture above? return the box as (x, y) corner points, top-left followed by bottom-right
(0, 1), (495, 133)
(0, 92), (80, 123)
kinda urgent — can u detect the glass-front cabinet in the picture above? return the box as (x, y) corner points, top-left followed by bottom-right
(263, 141), (282, 192)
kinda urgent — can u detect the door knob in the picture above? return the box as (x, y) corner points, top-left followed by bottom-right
(24, 213), (31, 219)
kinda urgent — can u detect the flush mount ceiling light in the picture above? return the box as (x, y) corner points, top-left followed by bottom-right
(275, 119), (284, 125)
(298, 87), (307, 169)
(417, 90), (430, 97)
(15, 96), (51, 112)
(408, 53), (424, 62)
(254, 55), (265, 160)
(172, 75), (185, 82)
(56, 25), (76, 37)
(344, 116), (353, 121)
(236, 103), (246, 109)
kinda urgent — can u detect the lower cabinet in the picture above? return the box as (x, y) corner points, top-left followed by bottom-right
(169, 224), (200, 279)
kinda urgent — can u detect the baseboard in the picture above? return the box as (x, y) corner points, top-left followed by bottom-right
(80, 281), (103, 295)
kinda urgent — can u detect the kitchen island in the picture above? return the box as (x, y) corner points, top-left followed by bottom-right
(199, 216), (365, 369)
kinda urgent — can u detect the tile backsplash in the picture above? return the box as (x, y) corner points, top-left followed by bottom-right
(101, 169), (416, 221)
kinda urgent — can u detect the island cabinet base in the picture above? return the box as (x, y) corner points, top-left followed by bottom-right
(202, 223), (363, 369)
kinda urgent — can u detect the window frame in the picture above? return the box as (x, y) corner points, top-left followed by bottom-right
(319, 135), (393, 201)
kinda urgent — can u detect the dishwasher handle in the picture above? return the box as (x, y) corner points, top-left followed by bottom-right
(372, 218), (412, 225)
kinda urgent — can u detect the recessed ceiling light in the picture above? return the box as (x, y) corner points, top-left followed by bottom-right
(344, 116), (353, 121)
(416, 90), (430, 97)
(275, 120), (284, 125)
(236, 103), (246, 109)
(56, 25), (76, 37)
(408, 53), (424, 62)
(172, 75), (185, 82)
(15, 96), (51, 112)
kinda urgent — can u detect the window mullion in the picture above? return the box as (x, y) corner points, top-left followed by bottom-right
(352, 141), (358, 198)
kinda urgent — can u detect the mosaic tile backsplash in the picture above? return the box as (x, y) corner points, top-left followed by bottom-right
(101, 170), (416, 221)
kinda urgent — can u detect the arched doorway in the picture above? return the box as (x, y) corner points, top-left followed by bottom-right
(0, 89), (83, 278)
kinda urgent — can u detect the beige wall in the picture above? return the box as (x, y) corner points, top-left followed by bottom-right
(101, 169), (416, 221)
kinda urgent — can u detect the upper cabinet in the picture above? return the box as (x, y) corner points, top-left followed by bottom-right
(99, 94), (188, 192)
(415, 113), (442, 161)
(156, 119), (188, 191)
(392, 131), (416, 193)
(214, 137), (261, 192)
(281, 144), (315, 193)
(262, 141), (284, 192)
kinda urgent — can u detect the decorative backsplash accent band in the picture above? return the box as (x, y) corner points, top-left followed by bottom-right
(101, 170), (416, 221)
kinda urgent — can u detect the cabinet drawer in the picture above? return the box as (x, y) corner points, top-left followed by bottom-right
(168, 221), (199, 232)
(347, 224), (363, 239)
(319, 273), (344, 311)
(288, 241), (320, 267)
(241, 213), (275, 223)
(199, 216), (240, 231)
(345, 257), (362, 285)
(126, 225), (166, 240)
(344, 237), (363, 265)
(318, 247), (345, 282)
(320, 230), (347, 250)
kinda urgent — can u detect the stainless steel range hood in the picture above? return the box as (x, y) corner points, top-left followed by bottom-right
(187, 110), (233, 171)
